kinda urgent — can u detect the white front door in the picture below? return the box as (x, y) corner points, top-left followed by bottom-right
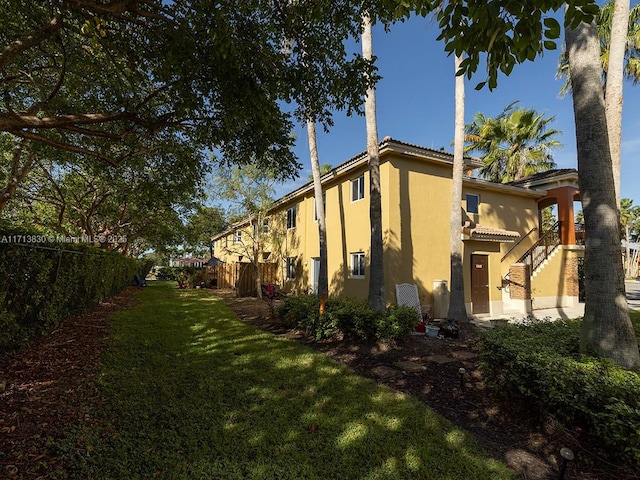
(311, 257), (320, 294)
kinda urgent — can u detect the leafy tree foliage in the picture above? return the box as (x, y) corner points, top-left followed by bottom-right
(9, 149), (203, 256)
(556, 1), (640, 95)
(184, 206), (228, 259)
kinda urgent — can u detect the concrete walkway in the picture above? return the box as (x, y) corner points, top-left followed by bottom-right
(472, 280), (640, 327)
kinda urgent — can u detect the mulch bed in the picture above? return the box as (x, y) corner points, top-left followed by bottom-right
(0, 288), (139, 478)
(0, 286), (637, 479)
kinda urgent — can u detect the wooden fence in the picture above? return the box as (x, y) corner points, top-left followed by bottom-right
(206, 262), (278, 297)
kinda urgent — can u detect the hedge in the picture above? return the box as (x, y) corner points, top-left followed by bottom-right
(0, 235), (144, 354)
(478, 317), (640, 465)
(275, 294), (418, 341)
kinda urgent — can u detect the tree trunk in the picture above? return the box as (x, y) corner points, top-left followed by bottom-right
(625, 224), (632, 277)
(307, 119), (328, 297)
(605, 0), (629, 207)
(566, 18), (640, 370)
(0, 141), (35, 213)
(362, 15), (385, 312)
(447, 54), (468, 322)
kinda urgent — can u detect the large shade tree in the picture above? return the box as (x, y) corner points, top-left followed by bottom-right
(1, 0), (387, 220)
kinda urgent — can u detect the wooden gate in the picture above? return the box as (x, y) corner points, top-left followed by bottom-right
(206, 262), (278, 297)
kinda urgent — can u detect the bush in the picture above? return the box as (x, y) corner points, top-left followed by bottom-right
(478, 319), (640, 464)
(0, 232), (139, 354)
(275, 295), (417, 342)
(378, 305), (419, 340)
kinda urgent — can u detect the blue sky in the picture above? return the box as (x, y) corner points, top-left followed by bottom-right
(279, 14), (640, 207)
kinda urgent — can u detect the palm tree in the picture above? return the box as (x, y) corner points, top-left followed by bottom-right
(566, 16), (640, 370)
(447, 53), (467, 322)
(362, 13), (385, 312)
(557, 1), (640, 94)
(557, 0), (640, 205)
(464, 102), (561, 183)
(307, 119), (329, 298)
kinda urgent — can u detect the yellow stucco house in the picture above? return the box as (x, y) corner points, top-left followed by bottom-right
(211, 137), (583, 318)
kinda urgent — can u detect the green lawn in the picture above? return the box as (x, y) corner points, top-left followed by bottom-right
(57, 282), (515, 479)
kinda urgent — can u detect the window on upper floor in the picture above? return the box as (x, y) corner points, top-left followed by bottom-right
(466, 193), (480, 215)
(351, 174), (365, 202)
(233, 231), (242, 243)
(287, 205), (297, 229)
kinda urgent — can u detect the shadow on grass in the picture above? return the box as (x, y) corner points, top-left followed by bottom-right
(57, 282), (515, 480)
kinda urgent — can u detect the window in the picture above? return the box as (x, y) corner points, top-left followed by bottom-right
(350, 252), (365, 278)
(287, 205), (297, 229)
(466, 194), (479, 215)
(252, 220), (269, 236)
(233, 231), (242, 243)
(314, 193), (326, 222)
(224, 236), (228, 247)
(285, 257), (297, 280)
(351, 174), (365, 202)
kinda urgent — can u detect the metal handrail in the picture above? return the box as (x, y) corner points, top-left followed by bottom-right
(501, 226), (538, 262)
(517, 221), (561, 272)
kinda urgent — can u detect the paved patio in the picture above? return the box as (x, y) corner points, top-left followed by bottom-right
(471, 280), (640, 327)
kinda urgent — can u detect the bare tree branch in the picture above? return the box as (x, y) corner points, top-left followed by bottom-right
(0, 14), (64, 70)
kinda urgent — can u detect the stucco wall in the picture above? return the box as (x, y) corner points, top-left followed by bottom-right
(530, 246), (583, 308)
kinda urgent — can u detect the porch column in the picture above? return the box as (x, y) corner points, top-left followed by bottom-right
(546, 186), (578, 245)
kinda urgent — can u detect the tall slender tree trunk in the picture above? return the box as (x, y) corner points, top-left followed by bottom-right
(307, 119), (328, 297)
(362, 14), (385, 311)
(606, 0), (629, 207)
(566, 18), (640, 370)
(447, 54), (467, 322)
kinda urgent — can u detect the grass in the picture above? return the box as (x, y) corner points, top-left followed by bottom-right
(56, 281), (515, 479)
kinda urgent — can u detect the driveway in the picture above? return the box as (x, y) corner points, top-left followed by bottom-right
(625, 280), (640, 311)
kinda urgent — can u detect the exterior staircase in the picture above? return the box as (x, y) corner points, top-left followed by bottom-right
(516, 221), (561, 276)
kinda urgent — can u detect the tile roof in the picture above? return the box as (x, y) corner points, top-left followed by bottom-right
(507, 168), (578, 187)
(462, 222), (521, 242)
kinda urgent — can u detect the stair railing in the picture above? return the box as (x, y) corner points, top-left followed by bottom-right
(517, 221), (561, 273)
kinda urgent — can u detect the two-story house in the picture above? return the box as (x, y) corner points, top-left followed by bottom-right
(211, 137), (583, 318)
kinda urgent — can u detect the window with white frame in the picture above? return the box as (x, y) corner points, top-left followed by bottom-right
(287, 205), (297, 229)
(233, 231), (242, 243)
(314, 193), (326, 222)
(262, 218), (270, 233)
(285, 257), (296, 280)
(350, 252), (365, 278)
(351, 174), (365, 202)
(466, 193), (480, 215)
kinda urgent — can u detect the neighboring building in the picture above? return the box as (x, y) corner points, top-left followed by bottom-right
(212, 137), (583, 318)
(171, 257), (206, 268)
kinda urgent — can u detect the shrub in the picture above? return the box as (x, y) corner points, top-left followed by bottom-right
(325, 296), (378, 341)
(478, 319), (640, 464)
(378, 305), (419, 340)
(275, 295), (416, 342)
(275, 294), (320, 330)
